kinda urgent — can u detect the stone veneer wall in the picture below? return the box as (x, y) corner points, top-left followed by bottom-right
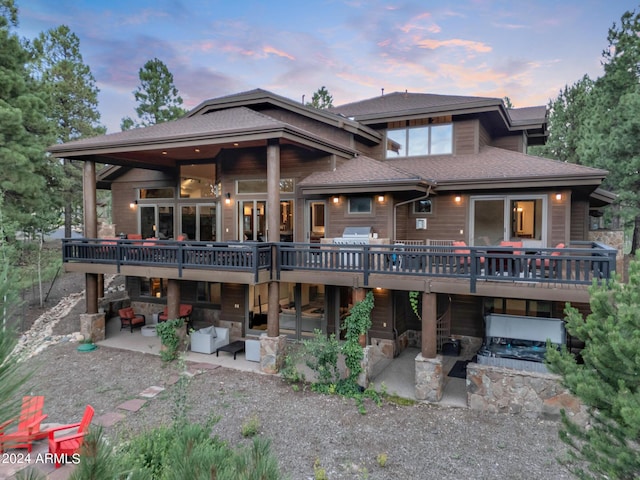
(467, 363), (587, 422)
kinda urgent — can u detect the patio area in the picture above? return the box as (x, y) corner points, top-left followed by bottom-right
(100, 316), (469, 407)
(99, 316), (263, 374)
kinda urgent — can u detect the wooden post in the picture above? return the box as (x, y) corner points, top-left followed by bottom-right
(167, 279), (180, 320)
(421, 292), (437, 358)
(266, 139), (281, 337)
(83, 161), (98, 314)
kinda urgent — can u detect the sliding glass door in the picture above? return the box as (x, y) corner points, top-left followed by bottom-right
(470, 195), (546, 246)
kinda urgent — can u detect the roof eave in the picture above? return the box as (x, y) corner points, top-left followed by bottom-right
(300, 179), (433, 195)
(188, 89), (382, 144)
(49, 125), (358, 160)
(432, 175), (605, 191)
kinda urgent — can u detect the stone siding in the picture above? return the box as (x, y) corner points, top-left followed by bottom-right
(467, 363), (586, 421)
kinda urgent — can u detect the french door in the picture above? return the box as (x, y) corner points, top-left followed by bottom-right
(180, 204), (218, 241)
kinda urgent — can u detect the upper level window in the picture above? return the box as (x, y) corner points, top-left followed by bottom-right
(180, 164), (216, 198)
(237, 179), (295, 194)
(348, 197), (372, 214)
(139, 188), (174, 199)
(386, 124), (453, 158)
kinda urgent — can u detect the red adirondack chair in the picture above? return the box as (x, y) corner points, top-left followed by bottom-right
(48, 405), (94, 468)
(0, 396), (48, 453)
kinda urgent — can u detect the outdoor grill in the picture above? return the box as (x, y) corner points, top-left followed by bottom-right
(333, 227), (371, 267)
(333, 226), (371, 245)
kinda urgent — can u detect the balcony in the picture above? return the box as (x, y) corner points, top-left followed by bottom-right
(62, 239), (616, 301)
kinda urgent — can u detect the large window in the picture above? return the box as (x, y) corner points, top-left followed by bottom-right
(180, 164), (216, 198)
(386, 124), (452, 158)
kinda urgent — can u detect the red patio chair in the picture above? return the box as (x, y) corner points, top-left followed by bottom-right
(534, 243), (565, 277)
(48, 405), (94, 469)
(0, 396), (48, 453)
(118, 307), (146, 333)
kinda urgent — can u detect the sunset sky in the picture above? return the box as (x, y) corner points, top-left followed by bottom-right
(15, 0), (639, 132)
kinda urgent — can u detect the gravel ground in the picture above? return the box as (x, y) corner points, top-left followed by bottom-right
(13, 257), (576, 480)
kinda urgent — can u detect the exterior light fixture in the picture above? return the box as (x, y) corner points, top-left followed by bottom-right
(454, 195), (461, 203)
(129, 200), (137, 209)
(555, 193), (562, 201)
(225, 193), (231, 205)
(332, 196), (339, 204)
(194, 148), (200, 153)
(161, 151), (167, 155)
(377, 195), (385, 203)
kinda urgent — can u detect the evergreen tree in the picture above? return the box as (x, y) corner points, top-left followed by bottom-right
(28, 25), (106, 239)
(546, 259), (640, 479)
(121, 57), (187, 130)
(529, 76), (594, 165)
(0, 0), (59, 236)
(577, 10), (640, 253)
(306, 86), (333, 109)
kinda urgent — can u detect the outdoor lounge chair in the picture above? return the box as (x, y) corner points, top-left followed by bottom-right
(158, 304), (193, 327)
(0, 396), (48, 453)
(48, 404), (94, 468)
(118, 307), (146, 333)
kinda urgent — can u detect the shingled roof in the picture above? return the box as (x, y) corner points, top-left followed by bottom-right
(330, 91), (546, 127)
(299, 146), (607, 192)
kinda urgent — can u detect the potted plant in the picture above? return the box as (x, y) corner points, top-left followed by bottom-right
(156, 318), (187, 361)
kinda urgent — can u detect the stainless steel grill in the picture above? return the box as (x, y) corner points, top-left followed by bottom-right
(333, 226), (371, 245)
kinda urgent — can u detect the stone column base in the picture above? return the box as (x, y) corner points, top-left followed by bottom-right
(260, 334), (287, 374)
(80, 313), (106, 342)
(415, 353), (444, 402)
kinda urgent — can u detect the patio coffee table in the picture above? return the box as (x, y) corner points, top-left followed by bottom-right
(216, 340), (246, 360)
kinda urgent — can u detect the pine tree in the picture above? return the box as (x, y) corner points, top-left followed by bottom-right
(306, 86), (333, 109)
(546, 259), (640, 479)
(0, 0), (59, 236)
(121, 57), (187, 130)
(28, 25), (106, 239)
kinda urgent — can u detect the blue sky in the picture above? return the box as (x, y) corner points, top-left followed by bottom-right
(15, 0), (639, 133)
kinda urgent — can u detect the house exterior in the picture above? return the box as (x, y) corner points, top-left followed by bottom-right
(50, 88), (616, 402)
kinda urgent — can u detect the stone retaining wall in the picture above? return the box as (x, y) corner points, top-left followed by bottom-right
(467, 363), (586, 422)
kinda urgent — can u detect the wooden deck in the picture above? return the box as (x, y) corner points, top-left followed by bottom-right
(62, 239), (616, 302)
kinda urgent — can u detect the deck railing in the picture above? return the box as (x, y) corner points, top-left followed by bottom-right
(62, 239), (617, 292)
(62, 239), (272, 282)
(277, 241), (617, 292)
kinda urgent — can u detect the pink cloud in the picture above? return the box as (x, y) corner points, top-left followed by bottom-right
(264, 45), (295, 60)
(417, 38), (492, 53)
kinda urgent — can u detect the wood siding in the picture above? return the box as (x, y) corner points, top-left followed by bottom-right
(398, 194), (467, 243)
(220, 283), (246, 323)
(570, 194), (590, 241)
(111, 169), (173, 237)
(449, 294), (484, 338)
(492, 134), (524, 153)
(370, 288), (393, 340)
(454, 120), (479, 155)
(550, 192), (570, 245)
